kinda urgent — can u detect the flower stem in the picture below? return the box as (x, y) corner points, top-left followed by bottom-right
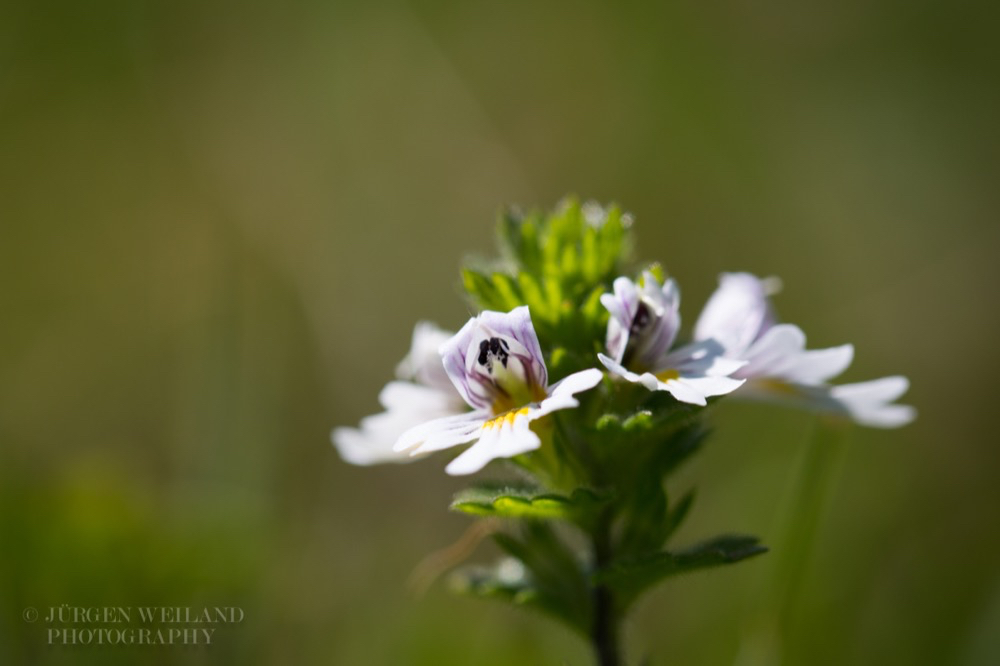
(735, 418), (848, 666)
(591, 511), (621, 666)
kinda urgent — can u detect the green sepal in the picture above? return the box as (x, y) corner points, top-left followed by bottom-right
(596, 535), (768, 611)
(451, 482), (609, 529)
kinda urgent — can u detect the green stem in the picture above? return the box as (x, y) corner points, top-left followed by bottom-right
(736, 418), (848, 666)
(591, 510), (621, 666)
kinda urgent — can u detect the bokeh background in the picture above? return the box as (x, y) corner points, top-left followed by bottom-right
(2, 0), (998, 664)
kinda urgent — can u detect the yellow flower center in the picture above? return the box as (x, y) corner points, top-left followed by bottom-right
(655, 369), (680, 382)
(482, 407), (531, 431)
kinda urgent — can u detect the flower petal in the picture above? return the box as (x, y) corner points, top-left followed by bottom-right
(669, 374), (746, 400)
(694, 272), (776, 356)
(658, 377), (709, 406)
(378, 380), (464, 415)
(601, 277), (639, 331)
(394, 412), (487, 454)
(829, 376), (916, 428)
(395, 321), (454, 391)
(440, 307), (548, 410)
(737, 375), (914, 428)
(335, 379), (466, 466)
(601, 277), (640, 363)
(602, 273), (682, 368)
(332, 412), (422, 466)
(735, 324), (807, 379)
(664, 340), (746, 377)
(598, 353), (643, 383)
(600, 353), (742, 405)
(477, 306), (548, 388)
(445, 410), (541, 475)
(772, 344), (854, 385)
(532, 368), (604, 418)
(547, 368), (604, 400)
(440, 317), (494, 410)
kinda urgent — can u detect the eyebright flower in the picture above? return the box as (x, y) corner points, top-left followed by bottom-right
(394, 306), (603, 476)
(597, 271), (746, 406)
(693, 272), (915, 427)
(332, 322), (466, 465)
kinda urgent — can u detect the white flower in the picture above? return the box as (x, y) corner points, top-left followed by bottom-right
(394, 307), (603, 476)
(332, 322), (466, 465)
(597, 272), (746, 406)
(694, 272), (915, 428)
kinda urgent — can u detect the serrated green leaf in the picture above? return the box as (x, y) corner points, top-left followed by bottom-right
(451, 483), (609, 527)
(597, 535), (768, 610)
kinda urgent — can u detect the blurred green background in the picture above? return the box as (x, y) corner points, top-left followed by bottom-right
(1, 0), (998, 664)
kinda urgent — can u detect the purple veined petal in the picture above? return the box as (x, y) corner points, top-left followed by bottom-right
(630, 312), (677, 369)
(477, 306), (548, 389)
(602, 277), (640, 362)
(394, 411), (488, 454)
(629, 273), (682, 369)
(396, 321), (454, 391)
(445, 410), (541, 475)
(770, 343), (854, 385)
(602, 273), (681, 369)
(602, 277), (640, 328)
(694, 272), (777, 357)
(463, 321), (538, 392)
(441, 307), (549, 409)
(440, 317), (495, 410)
(639, 271), (679, 316)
